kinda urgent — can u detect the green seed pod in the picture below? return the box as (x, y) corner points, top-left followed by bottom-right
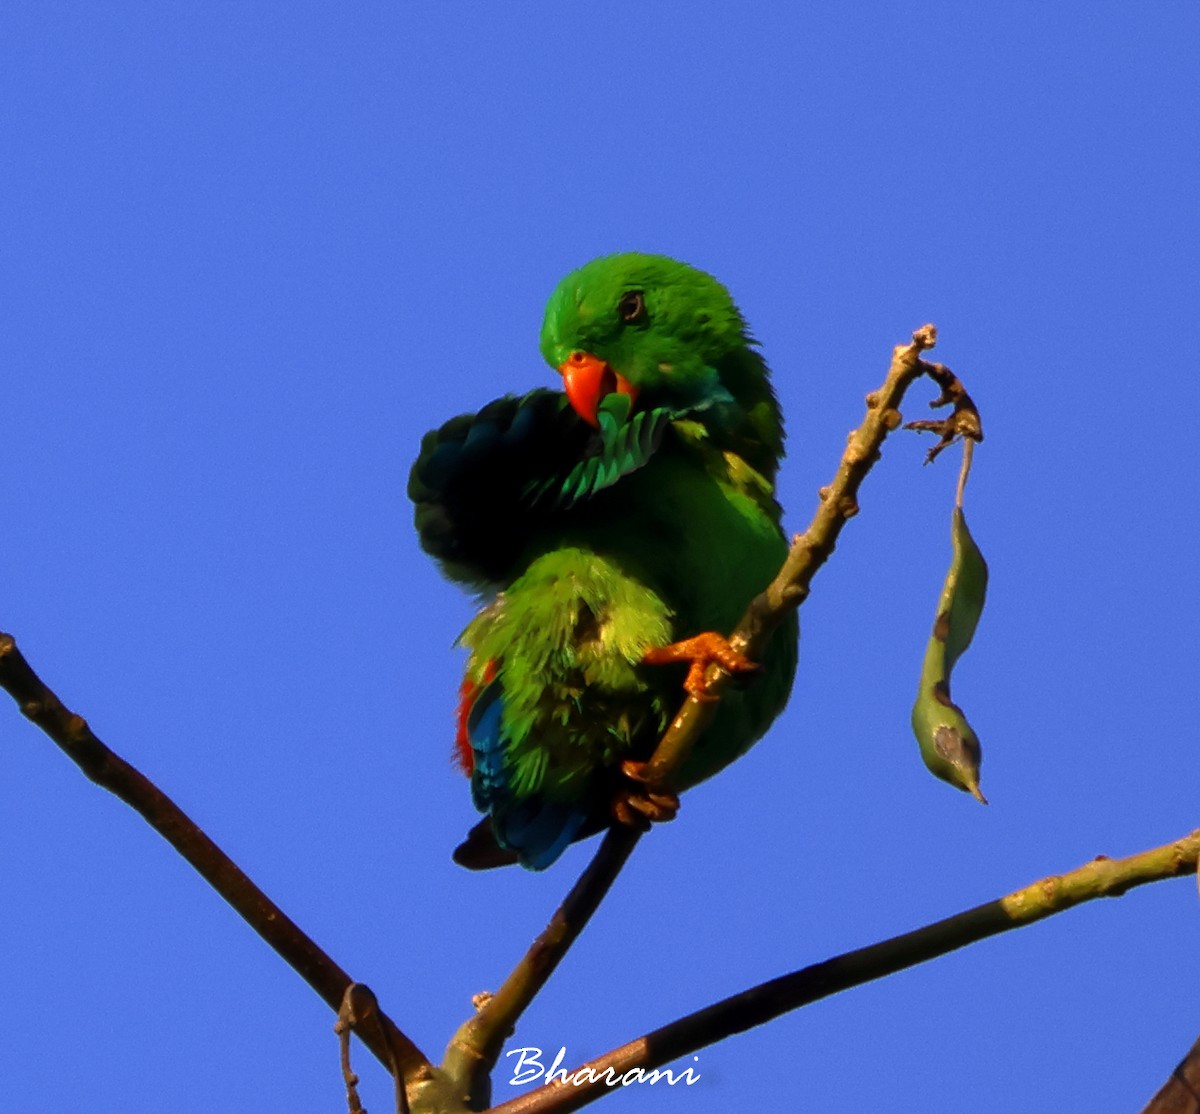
(911, 506), (989, 803)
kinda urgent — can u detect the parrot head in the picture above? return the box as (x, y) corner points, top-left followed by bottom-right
(539, 253), (755, 428)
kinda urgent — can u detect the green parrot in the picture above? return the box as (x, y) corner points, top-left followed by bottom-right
(408, 253), (797, 870)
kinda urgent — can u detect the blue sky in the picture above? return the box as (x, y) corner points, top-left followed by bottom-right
(2, 4), (1198, 1111)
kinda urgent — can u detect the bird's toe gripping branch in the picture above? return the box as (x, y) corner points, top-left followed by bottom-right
(609, 628), (762, 830)
(611, 760), (680, 829)
(641, 631), (763, 703)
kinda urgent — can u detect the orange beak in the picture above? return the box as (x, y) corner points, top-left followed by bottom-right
(558, 351), (638, 428)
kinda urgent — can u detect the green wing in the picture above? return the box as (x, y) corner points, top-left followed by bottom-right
(409, 389), (680, 588)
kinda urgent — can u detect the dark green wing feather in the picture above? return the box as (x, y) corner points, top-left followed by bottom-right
(408, 389), (584, 587)
(409, 389), (680, 588)
(526, 395), (677, 510)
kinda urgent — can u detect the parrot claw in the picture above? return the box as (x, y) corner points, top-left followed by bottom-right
(612, 761), (680, 828)
(612, 789), (680, 828)
(612, 797), (652, 830)
(620, 758), (653, 783)
(642, 632), (762, 701)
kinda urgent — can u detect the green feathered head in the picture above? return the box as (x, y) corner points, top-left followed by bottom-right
(539, 253), (759, 428)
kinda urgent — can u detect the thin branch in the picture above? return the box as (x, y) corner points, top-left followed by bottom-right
(1141, 1035), (1200, 1114)
(336, 988), (370, 1114)
(338, 984), (412, 1114)
(443, 828), (641, 1107)
(488, 830), (1200, 1114)
(0, 633), (432, 1087)
(443, 324), (963, 1103)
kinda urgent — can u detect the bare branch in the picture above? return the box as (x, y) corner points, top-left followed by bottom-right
(338, 984), (412, 1114)
(0, 633), (432, 1087)
(443, 829), (641, 1106)
(489, 831), (1200, 1114)
(336, 987), (370, 1114)
(1141, 1035), (1200, 1114)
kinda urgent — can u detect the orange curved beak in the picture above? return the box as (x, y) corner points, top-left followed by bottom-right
(558, 351), (638, 428)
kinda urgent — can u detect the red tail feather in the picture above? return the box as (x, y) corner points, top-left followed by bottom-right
(454, 659), (498, 775)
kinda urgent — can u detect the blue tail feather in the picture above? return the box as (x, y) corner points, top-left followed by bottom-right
(464, 678), (590, 871)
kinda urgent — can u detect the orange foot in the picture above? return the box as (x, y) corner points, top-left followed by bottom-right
(611, 760), (680, 829)
(642, 632), (761, 702)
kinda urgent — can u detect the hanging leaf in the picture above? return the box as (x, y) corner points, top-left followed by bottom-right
(911, 505), (989, 803)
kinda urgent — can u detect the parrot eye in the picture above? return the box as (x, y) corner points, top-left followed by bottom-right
(617, 291), (647, 324)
